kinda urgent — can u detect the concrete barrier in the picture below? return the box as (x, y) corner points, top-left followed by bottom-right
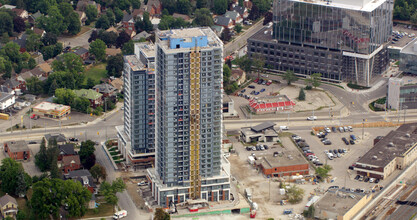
(101, 143), (118, 170)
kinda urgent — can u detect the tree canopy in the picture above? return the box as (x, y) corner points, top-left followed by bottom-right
(106, 54), (124, 77)
(89, 39), (107, 61)
(283, 70), (298, 85)
(99, 178), (126, 205)
(0, 158), (31, 196)
(305, 73), (322, 88)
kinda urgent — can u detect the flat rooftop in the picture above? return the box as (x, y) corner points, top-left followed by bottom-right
(241, 127), (279, 137)
(315, 189), (366, 216)
(6, 140), (29, 152)
(124, 55), (145, 72)
(33, 102), (70, 111)
(357, 123), (417, 167)
(401, 38), (417, 55)
(288, 0), (387, 12)
(134, 42), (155, 59)
(260, 149), (309, 168)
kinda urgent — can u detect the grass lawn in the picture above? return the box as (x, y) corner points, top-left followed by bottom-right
(83, 202), (114, 218)
(84, 63), (108, 85)
(16, 198), (30, 217)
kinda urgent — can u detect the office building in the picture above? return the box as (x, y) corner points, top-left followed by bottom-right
(400, 38), (417, 74)
(147, 27), (230, 207)
(387, 77), (417, 110)
(116, 44), (156, 169)
(248, 0), (393, 86)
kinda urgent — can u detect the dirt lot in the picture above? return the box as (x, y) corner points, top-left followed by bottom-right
(278, 85), (336, 111)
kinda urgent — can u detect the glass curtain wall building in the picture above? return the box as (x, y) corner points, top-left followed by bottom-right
(248, 0), (393, 86)
(147, 28), (230, 208)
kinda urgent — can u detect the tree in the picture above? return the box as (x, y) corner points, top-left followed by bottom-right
(305, 73), (322, 88)
(1, 42), (21, 63)
(303, 204), (315, 218)
(0, 12), (13, 36)
(42, 32), (58, 46)
(88, 30), (99, 43)
(176, 0), (192, 15)
(58, 2), (74, 18)
(28, 57), (36, 69)
(98, 31), (118, 48)
(95, 15), (110, 30)
(411, 11), (417, 24)
(89, 39), (106, 61)
(0, 158), (31, 196)
(263, 12), (273, 25)
(106, 10), (115, 26)
(223, 65), (231, 84)
(197, 0), (208, 8)
(122, 40), (134, 55)
(49, 79), (58, 95)
(37, 6), (67, 35)
(26, 76), (44, 95)
(85, 5), (98, 24)
(248, 4), (260, 20)
(55, 88), (76, 106)
(86, 78), (96, 89)
(90, 163), (107, 182)
(131, 0), (141, 9)
(26, 33), (42, 52)
(116, 31), (131, 48)
(298, 88), (305, 101)
(213, 0), (227, 15)
(35, 138), (48, 171)
(79, 140), (96, 168)
(154, 208), (170, 220)
(283, 70), (297, 85)
(234, 24), (243, 33)
(193, 8), (214, 27)
(286, 184), (305, 204)
(315, 164), (332, 180)
(13, 16), (26, 33)
(67, 12), (81, 35)
(114, 7), (124, 23)
(52, 53), (84, 74)
(74, 97), (90, 113)
(106, 54), (124, 77)
(221, 27), (231, 41)
(253, 0), (272, 15)
(99, 178), (126, 205)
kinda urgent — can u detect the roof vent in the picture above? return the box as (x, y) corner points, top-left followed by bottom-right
(405, 133), (411, 138)
(388, 142), (395, 147)
(372, 155), (378, 159)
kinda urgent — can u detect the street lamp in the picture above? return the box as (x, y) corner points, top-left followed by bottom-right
(403, 105), (408, 124)
(362, 119), (366, 140)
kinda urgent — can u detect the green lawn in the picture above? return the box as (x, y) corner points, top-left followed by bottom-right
(84, 63), (108, 85)
(83, 202), (114, 218)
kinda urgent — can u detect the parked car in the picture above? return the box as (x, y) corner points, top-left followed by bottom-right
(307, 116), (318, 121)
(323, 140), (332, 145)
(350, 134), (357, 140)
(248, 85), (255, 89)
(260, 88), (266, 92)
(332, 127), (337, 132)
(344, 126), (349, 132)
(327, 154), (333, 160)
(333, 149), (338, 154)
(28, 141), (37, 144)
(264, 145), (269, 150)
(339, 127), (344, 132)
(280, 126), (289, 130)
(324, 127), (331, 133)
(138, 181), (147, 186)
(241, 89), (246, 93)
(348, 126), (353, 132)
(375, 179), (380, 183)
(359, 176), (364, 181)
(342, 137), (349, 145)
(338, 149), (343, 153)
(369, 178), (375, 183)
(364, 177), (370, 182)
(350, 139), (355, 145)
(254, 78), (259, 83)
(69, 137), (79, 142)
(355, 175), (361, 180)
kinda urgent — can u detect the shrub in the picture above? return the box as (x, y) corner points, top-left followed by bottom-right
(305, 85), (312, 90)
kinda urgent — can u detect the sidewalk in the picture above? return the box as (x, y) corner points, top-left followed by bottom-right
(339, 78), (388, 94)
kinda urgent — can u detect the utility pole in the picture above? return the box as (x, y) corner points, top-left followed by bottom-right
(403, 105), (408, 124)
(362, 119), (365, 140)
(287, 112), (290, 124)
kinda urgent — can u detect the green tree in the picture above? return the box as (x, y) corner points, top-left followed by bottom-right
(35, 138), (48, 171)
(28, 57), (37, 69)
(95, 15), (110, 29)
(303, 204), (315, 218)
(26, 76), (44, 95)
(234, 24), (243, 33)
(213, 0), (227, 14)
(122, 40), (134, 55)
(1, 42), (21, 63)
(52, 53), (84, 74)
(176, 0), (192, 15)
(113, 7), (124, 23)
(49, 79), (58, 95)
(223, 65), (231, 84)
(99, 178), (126, 205)
(85, 5), (98, 24)
(305, 73), (322, 88)
(74, 97), (90, 113)
(253, 0), (272, 15)
(26, 32), (43, 52)
(298, 88), (305, 101)
(283, 70), (298, 85)
(315, 164), (332, 180)
(0, 57), (12, 78)
(0, 158), (31, 196)
(79, 140), (96, 168)
(86, 78), (96, 89)
(67, 12), (81, 35)
(90, 163), (107, 182)
(220, 27), (231, 41)
(286, 184), (305, 204)
(58, 2), (74, 18)
(154, 208), (170, 220)
(98, 30), (118, 48)
(106, 54), (124, 77)
(193, 8), (214, 27)
(411, 11), (417, 24)
(0, 11), (13, 36)
(130, 0), (141, 9)
(89, 39), (106, 61)
(106, 10), (116, 26)
(37, 6), (67, 35)
(116, 31), (131, 48)
(196, 0), (208, 8)
(55, 88), (76, 106)
(13, 16), (26, 33)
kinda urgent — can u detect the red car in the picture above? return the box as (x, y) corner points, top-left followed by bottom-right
(305, 153), (315, 156)
(254, 78), (259, 83)
(30, 114), (39, 120)
(266, 81), (272, 86)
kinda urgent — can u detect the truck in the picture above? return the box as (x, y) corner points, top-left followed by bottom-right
(305, 196), (320, 210)
(247, 156), (255, 165)
(245, 188), (252, 199)
(113, 210), (127, 219)
(0, 113), (9, 120)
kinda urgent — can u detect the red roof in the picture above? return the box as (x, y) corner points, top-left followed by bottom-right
(249, 98), (295, 110)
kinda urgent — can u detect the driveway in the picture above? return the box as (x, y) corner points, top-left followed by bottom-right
(58, 28), (93, 48)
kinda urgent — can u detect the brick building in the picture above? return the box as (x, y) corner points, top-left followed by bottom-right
(256, 150), (309, 177)
(4, 141), (30, 161)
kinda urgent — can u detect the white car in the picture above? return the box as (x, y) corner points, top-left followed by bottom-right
(324, 127), (331, 133)
(369, 178), (375, 183)
(307, 116), (318, 121)
(280, 126), (289, 130)
(137, 181), (147, 186)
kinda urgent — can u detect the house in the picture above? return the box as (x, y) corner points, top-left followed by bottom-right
(0, 92), (15, 111)
(223, 95), (237, 117)
(59, 155), (82, 173)
(105, 48), (122, 57)
(73, 47), (89, 60)
(230, 68), (246, 85)
(133, 31), (151, 41)
(214, 16), (234, 29)
(58, 144), (76, 161)
(32, 27), (46, 37)
(66, 170), (97, 194)
(4, 141), (30, 161)
(0, 194), (18, 219)
(19, 70), (34, 82)
(75, 11), (87, 25)
(211, 25), (224, 37)
(244, 0), (253, 9)
(93, 83), (117, 98)
(106, 26), (118, 34)
(28, 11), (42, 24)
(44, 133), (67, 145)
(125, 29), (136, 38)
(225, 11), (242, 25)
(131, 9), (142, 20)
(172, 13), (192, 22)
(122, 14), (135, 31)
(110, 78), (123, 92)
(12, 8), (28, 19)
(4, 78), (25, 94)
(76, 0), (101, 13)
(0, 85), (15, 95)
(12, 33), (28, 52)
(37, 62), (52, 75)
(232, 5), (249, 19)
(140, 0), (162, 16)
(74, 89), (103, 108)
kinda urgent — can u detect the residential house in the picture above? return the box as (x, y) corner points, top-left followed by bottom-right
(59, 155), (82, 174)
(125, 29), (136, 38)
(0, 92), (15, 111)
(4, 141), (30, 161)
(74, 89), (103, 108)
(73, 47), (89, 60)
(140, 0), (162, 17)
(66, 170), (97, 194)
(0, 85), (15, 95)
(106, 26), (118, 34)
(225, 11), (242, 25)
(230, 68), (246, 85)
(131, 9), (142, 20)
(105, 48), (121, 57)
(110, 78), (123, 92)
(37, 62), (52, 75)
(122, 14), (135, 31)
(58, 144), (76, 161)
(232, 5), (249, 19)
(76, 0), (101, 13)
(44, 133), (67, 145)
(75, 11), (87, 25)
(4, 78), (25, 94)
(211, 25), (224, 37)
(132, 31), (151, 41)
(32, 27), (46, 37)
(214, 16), (234, 29)
(93, 83), (116, 98)
(12, 8), (29, 19)
(244, 0), (253, 9)
(28, 11), (42, 24)
(12, 33), (27, 52)
(0, 194), (18, 219)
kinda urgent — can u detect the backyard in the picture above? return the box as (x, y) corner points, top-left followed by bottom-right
(84, 63), (108, 85)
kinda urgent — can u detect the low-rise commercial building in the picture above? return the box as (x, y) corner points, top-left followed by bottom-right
(32, 102), (71, 119)
(0, 92), (15, 111)
(387, 77), (417, 110)
(249, 95), (295, 114)
(222, 95), (237, 117)
(399, 38), (417, 75)
(314, 189), (373, 220)
(256, 150), (309, 177)
(4, 141), (30, 161)
(240, 122), (279, 143)
(354, 123), (417, 179)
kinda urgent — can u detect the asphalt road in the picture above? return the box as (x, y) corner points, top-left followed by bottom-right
(223, 19), (264, 57)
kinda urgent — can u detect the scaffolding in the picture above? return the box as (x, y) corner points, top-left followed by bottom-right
(189, 46), (201, 199)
